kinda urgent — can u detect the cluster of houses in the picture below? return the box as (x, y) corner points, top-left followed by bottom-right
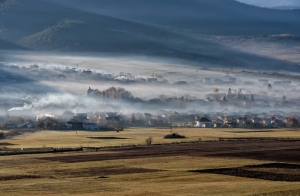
(0, 108), (299, 131)
(203, 76), (293, 88)
(1, 63), (300, 131)
(35, 112), (123, 131)
(195, 115), (291, 128)
(147, 110), (298, 128)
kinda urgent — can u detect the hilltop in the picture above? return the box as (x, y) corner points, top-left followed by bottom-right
(48, 0), (300, 36)
(0, 0), (300, 72)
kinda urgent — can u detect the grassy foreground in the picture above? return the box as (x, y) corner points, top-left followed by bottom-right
(0, 128), (300, 196)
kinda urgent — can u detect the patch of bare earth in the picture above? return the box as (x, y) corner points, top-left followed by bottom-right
(0, 174), (43, 181)
(52, 166), (162, 177)
(191, 163), (300, 182)
(38, 140), (300, 163)
(0, 142), (15, 146)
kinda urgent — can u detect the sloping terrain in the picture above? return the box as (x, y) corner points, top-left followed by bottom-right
(237, 0), (300, 8)
(0, 0), (300, 72)
(201, 34), (300, 64)
(20, 19), (300, 71)
(48, 0), (300, 36)
(0, 39), (26, 50)
(271, 6), (300, 10)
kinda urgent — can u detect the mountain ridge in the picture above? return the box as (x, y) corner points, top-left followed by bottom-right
(0, 0), (299, 72)
(46, 0), (300, 36)
(270, 6), (300, 10)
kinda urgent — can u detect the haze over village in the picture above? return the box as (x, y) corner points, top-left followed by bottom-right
(1, 53), (300, 132)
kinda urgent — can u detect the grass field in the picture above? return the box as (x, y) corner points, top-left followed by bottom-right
(1, 128), (300, 195)
(2, 128), (300, 148)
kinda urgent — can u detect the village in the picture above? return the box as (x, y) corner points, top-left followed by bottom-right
(0, 107), (299, 135)
(0, 62), (300, 136)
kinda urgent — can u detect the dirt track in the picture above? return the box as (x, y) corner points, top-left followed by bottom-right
(39, 140), (300, 163)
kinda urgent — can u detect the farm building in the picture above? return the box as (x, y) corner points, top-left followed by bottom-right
(195, 117), (213, 128)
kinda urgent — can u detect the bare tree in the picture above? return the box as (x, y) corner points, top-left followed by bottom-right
(268, 83), (272, 91)
(287, 118), (299, 128)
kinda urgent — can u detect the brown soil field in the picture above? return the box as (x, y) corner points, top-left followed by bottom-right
(0, 174), (42, 181)
(210, 147), (300, 163)
(52, 166), (161, 178)
(2, 132), (300, 196)
(39, 140), (300, 163)
(191, 163), (300, 182)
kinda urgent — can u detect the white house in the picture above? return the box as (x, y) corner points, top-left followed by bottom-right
(195, 117), (213, 128)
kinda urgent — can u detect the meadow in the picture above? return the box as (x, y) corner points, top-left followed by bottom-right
(2, 128), (300, 148)
(0, 128), (300, 196)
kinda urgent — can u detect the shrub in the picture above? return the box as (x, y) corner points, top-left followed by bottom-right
(164, 133), (186, 139)
(146, 136), (153, 145)
(0, 132), (5, 139)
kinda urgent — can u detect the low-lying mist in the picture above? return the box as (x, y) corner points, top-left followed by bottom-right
(1, 51), (300, 119)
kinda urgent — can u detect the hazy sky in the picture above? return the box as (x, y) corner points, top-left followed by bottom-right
(237, 0), (300, 7)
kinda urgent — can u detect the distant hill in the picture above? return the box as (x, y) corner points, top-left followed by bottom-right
(0, 0), (300, 72)
(211, 34), (300, 44)
(202, 34), (300, 65)
(20, 19), (186, 53)
(237, 0), (300, 8)
(47, 0), (300, 36)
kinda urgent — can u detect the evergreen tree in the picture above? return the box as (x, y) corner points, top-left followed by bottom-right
(223, 96), (227, 102)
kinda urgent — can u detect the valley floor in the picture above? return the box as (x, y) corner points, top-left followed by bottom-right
(1, 128), (300, 195)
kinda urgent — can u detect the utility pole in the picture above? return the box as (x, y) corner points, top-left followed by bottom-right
(76, 120), (78, 134)
(170, 119), (173, 134)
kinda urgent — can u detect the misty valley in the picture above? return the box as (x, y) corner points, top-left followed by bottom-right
(1, 0), (300, 195)
(0, 53), (299, 131)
